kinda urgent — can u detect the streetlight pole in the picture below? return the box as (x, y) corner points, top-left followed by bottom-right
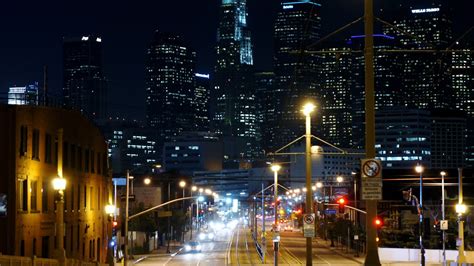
(52, 128), (66, 266)
(363, 0), (381, 264)
(415, 165), (425, 266)
(302, 103), (315, 266)
(124, 170), (130, 266)
(440, 171), (446, 266)
(271, 164), (281, 266)
(190, 186), (197, 240)
(457, 168), (467, 264)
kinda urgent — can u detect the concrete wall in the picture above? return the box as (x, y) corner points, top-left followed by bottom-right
(379, 248), (474, 263)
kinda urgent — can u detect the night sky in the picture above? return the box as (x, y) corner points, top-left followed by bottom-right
(0, 0), (472, 119)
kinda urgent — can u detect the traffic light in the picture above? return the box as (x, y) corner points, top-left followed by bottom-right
(111, 220), (118, 247)
(337, 197), (346, 213)
(374, 217), (383, 227)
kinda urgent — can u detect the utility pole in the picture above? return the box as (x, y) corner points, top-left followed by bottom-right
(457, 168), (467, 263)
(363, 0), (381, 264)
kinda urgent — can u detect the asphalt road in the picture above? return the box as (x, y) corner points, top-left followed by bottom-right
(136, 227), (234, 266)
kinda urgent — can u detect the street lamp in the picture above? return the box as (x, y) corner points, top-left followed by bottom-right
(456, 168), (467, 264)
(270, 164), (281, 266)
(205, 188), (212, 195)
(179, 180), (186, 198)
(143, 178), (151, 185)
(336, 176), (344, 183)
(316, 182), (323, 188)
(302, 102), (315, 266)
(440, 171), (446, 266)
(52, 176), (67, 263)
(415, 164), (425, 266)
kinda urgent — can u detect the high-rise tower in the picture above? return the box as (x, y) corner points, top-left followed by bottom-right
(63, 36), (107, 120)
(272, 0), (322, 150)
(212, 0), (258, 159)
(383, 4), (453, 109)
(145, 31), (196, 151)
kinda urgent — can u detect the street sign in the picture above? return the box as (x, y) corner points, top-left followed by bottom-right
(440, 220), (448, 230)
(325, 209), (337, 215)
(362, 186), (382, 200)
(158, 211), (172, 217)
(120, 194), (135, 201)
(303, 213), (315, 237)
(361, 159), (382, 178)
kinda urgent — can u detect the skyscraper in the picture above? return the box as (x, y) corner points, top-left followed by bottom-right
(212, 0), (258, 159)
(145, 31), (196, 152)
(383, 4), (453, 109)
(63, 36), (107, 120)
(272, 0), (322, 150)
(194, 73), (211, 132)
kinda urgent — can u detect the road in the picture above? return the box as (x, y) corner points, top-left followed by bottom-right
(136, 226), (234, 266)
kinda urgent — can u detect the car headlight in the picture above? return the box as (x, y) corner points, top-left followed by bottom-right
(196, 245), (202, 250)
(208, 233), (214, 239)
(199, 233), (206, 240)
(185, 245), (191, 251)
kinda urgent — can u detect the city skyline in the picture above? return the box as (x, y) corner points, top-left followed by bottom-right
(1, 0), (473, 120)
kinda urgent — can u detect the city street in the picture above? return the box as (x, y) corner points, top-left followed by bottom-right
(135, 226), (234, 266)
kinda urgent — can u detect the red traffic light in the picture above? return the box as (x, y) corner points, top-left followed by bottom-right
(374, 218), (382, 227)
(112, 221), (118, 227)
(337, 198), (346, 205)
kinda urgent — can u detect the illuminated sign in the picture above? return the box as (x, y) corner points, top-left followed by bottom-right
(81, 36), (89, 41)
(411, 8), (440, 14)
(283, 5), (293, 9)
(195, 73), (210, 79)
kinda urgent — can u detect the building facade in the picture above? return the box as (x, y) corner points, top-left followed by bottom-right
(272, 0), (322, 150)
(63, 36), (107, 120)
(145, 31), (196, 152)
(194, 73), (211, 132)
(0, 105), (112, 262)
(8, 83), (39, 106)
(211, 0), (258, 159)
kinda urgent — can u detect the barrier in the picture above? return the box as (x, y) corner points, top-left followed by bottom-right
(0, 255), (108, 266)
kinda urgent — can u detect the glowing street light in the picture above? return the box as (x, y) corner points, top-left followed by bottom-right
(192, 186), (197, 192)
(336, 176), (344, 183)
(143, 178), (151, 185)
(316, 182), (323, 188)
(105, 204), (116, 216)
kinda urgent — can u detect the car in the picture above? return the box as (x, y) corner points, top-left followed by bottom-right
(198, 231), (215, 241)
(184, 241), (202, 253)
(284, 225), (294, 232)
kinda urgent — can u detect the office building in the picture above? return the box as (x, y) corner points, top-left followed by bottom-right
(272, 0), (322, 150)
(99, 120), (159, 175)
(145, 31), (196, 148)
(383, 4), (453, 109)
(7, 82), (39, 106)
(194, 73), (211, 132)
(254, 72), (276, 152)
(163, 132), (223, 175)
(63, 36), (107, 120)
(211, 0), (259, 159)
(0, 104), (111, 261)
(375, 109), (432, 169)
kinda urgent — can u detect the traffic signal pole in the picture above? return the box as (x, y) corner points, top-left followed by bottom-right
(364, 0), (381, 265)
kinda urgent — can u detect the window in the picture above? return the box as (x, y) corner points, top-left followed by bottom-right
(20, 125), (27, 156)
(42, 181), (48, 212)
(30, 180), (37, 211)
(70, 144), (76, 169)
(19, 179), (27, 211)
(97, 153), (101, 175)
(89, 187), (93, 210)
(77, 184), (81, 212)
(32, 129), (40, 160)
(84, 149), (89, 172)
(90, 150), (95, 173)
(71, 185), (74, 211)
(45, 134), (52, 163)
(77, 147), (82, 171)
(41, 236), (49, 258)
(63, 142), (69, 168)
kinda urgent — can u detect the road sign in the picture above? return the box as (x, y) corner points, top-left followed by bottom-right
(303, 213), (315, 237)
(361, 159), (382, 178)
(120, 194), (135, 201)
(325, 209), (337, 215)
(362, 187), (382, 200)
(440, 220), (448, 230)
(158, 211), (172, 217)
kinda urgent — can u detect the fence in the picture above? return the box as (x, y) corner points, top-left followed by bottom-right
(0, 255), (108, 266)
